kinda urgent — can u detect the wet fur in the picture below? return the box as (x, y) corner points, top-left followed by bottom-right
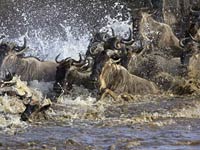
(99, 59), (159, 100)
(0, 51), (58, 81)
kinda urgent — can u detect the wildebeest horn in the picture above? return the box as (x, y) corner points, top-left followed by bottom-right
(111, 57), (121, 63)
(55, 53), (62, 63)
(16, 47), (29, 55)
(15, 37), (27, 51)
(80, 59), (91, 71)
(73, 53), (82, 63)
(111, 28), (115, 36)
(189, 33), (200, 43)
(190, 7), (200, 15)
(121, 28), (134, 45)
(179, 37), (191, 48)
(15, 37), (28, 55)
(89, 46), (95, 56)
(72, 53), (86, 66)
(55, 54), (71, 63)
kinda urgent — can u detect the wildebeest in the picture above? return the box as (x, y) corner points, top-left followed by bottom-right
(21, 98), (51, 121)
(139, 12), (183, 57)
(90, 50), (159, 100)
(188, 53), (200, 79)
(127, 52), (187, 79)
(0, 74), (52, 121)
(86, 28), (134, 58)
(53, 54), (94, 95)
(0, 38), (58, 82)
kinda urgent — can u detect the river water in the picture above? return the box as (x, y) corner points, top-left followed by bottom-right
(0, 0), (200, 149)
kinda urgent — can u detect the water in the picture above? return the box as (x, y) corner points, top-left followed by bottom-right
(1, 0), (200, 149)
(0, 0), (131, 60)
(1, 88), (200, 149)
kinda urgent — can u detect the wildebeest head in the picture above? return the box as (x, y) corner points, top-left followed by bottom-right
(0, 38), (28, 80)
(86, 28), (134, 58)
(53, 54), (86, 94)
(21, 98), (51, 122)
(179, 34), (200, 65)
(90, 49), (120, 83)
(86, 29), (113, 57)
(0, 37), (27, 59)
(103, 28), (134, 50)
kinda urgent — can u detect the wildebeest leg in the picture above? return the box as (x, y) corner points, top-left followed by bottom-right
(100, 89), (118, 101)
(119, 93), (135, 101)
(180, 53), (189, 65)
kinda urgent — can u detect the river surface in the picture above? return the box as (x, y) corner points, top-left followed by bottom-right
(1, 89), (200, 150)
(1, 0), (200, 149)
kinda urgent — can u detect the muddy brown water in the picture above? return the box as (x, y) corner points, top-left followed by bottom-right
(0, 91), (200, 150)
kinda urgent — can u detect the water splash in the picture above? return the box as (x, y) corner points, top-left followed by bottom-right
(0, 0), (132, 60)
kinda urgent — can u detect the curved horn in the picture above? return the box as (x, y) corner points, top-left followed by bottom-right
(55, 53), (62, 63)
(72, 53), (82, 63)
(15, 37), (27, 51)
(179, 37), (191, 48)
(89, 44), (104, 56)
(80, 58), (91, 71)
(111, 28), (115, 37)
(89, 46), (96, 56)
(121, 28), (134, 45)
(113, 40), (122, 50)
(189, 33), (200, 43)
(16, 47), (29, 55)
(111, 57), (121, 63)
(55, 54), (71, 63)
(72, 54), (86, 67)
(190, 7), (200, 15)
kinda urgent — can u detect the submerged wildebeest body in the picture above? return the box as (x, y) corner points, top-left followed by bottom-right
(91, 50), (159, 100)
(21, 98), (51, 121)
(65, 66), (94, 90)
(127, 53), (187, 80)
(188, 54), (200, 79)
(0, 39), (58, 82)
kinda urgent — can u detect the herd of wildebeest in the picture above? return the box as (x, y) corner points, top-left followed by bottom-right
(0, 10), (200, 121)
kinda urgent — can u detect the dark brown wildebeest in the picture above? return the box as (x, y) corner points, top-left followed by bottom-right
(90, 50), (159, 100)
(86, 28), (134, 59)
(21, 98), (51, 122)
(53, 54), (94, 95)
(0, 38), (58, 82)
